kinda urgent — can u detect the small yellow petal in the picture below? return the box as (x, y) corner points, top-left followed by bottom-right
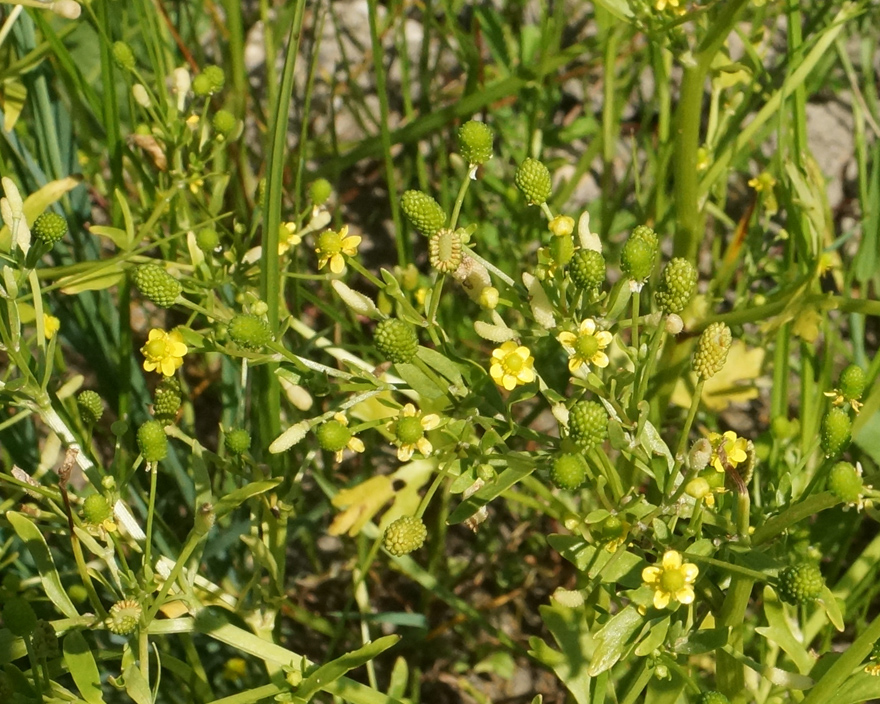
(581, 319), (597, 335)
(683, 563), (699, 582)
(662, 551), (683, 570)
(517, 368), (535, 384)
(676, 586), (695, 604)
(397, 445), (414, 462)
(557, 332), (577, 346)
(654, 591), (670, 609)
(503, 375), (517, 391)
(416, 437), (433, 456)
(642, 566), (661, 583)
(490, 363), (504, 381)
(348, 437), (365, 453)
(568, 357), (583, 373)
(330, 254), (345, 274)
(402, 403), (417, 416)
(596, 331), (613, 347)
(421, 414), (441, 430)
(592, 352), (610, 368)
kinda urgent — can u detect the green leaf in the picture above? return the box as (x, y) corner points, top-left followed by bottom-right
(89, 225), (130, 249)
(7, 511), (78, 618)
(123, 662), (153, 704)
(417, 346), (464, 388)
(826, 671), (880, 704)
(0, 628), (27, 665)
(818, 584), (845, 633)
(214, 479), (283, 519)
(58, 268), (126, 294)
(635, 617), (669, 657)
(756, 585), (814, 674)
(394, 361), (445, 400)
(547, 536), (642, 586)
(530, 604), (594, 704)
(447, 453), (535, 524)
(63, 631), (105, 704)
(293, 636), (400, 702)
(588, 606), (643, 675)
(672, 627), (729, 655)
(593, 0), (633, 21)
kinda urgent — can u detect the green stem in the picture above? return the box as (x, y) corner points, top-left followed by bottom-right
(449, 168), (473, 231)
(143, 462), (159, 575)
(751, 492), (839, 546)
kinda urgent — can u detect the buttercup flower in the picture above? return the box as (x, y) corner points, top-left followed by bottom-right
(489, 341), (535, 391)
(141, 328), (188, 376)
(315, 225), (361, 274)
(655, 0), (684, 12)
(557, 319), (613, 373)
(748, 171), (777, 192)
(278, 222), (302, 255)
(43, 314), (60, 340)
(642, 550), (699, 609)
(708, 431), (748, 473)
(390, 404), (440, 462)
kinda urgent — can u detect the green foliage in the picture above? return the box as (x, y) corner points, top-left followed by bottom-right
(2, 1), (880, 703)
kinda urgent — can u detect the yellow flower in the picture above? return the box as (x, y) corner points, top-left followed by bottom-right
(489, 341), (535, 391)
(557, 319), (613, 373)
(708, 431), (748, 473)
(655, 0), (681, 10)
(278, 222), (302, 255)
(141, 328), (188, 376)
(549, 215), (575, 237)
(315, 225), (361, 274)
(325, 412), (365, 463)
(391, 404), (441, 462)
(43, 314), (60, 340)
(748, 171), (777, 192)
(642, 550), (699, 609)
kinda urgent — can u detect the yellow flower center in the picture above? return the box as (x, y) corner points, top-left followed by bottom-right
(504, 352), (524, 373)
(317, 230), (342, 256)
(659, 570), (685, 593)
(575, 334), (600, 359)
(144, 338), (167, 360)
(396, 416), (424, 444)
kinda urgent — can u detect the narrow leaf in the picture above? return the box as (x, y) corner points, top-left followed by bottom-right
(63, 631), (105, 704)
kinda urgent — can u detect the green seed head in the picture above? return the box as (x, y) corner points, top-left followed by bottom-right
(693, 322), (732, 380)
(515, 158), (552, 205)
(568, 249), (606, 292)
(137, 420), (168, 462)
(212, 109), (237, 137)
(83, 494), (113, 525)
(828, 461), (863, 504)
(309, 178), (333, 206)
(225, 428), (252, 455)
(620, 226), (659, 283)
(395, 416), (424, 445)
(550, 453), (587, 491)
(383, 515), (427, 556)
(568, 400), (609, 450)
(821, 407), (852, 458)
(227, 314), (273, 350)
(655, 258), (698, 313)
(316, 420), (351, 453)
(153, 377), (182, 424)
(401, 190), (447, 236)
(203, 65), (225, 93)
(77, 390), (104, 425)
(458, 120), (494, 165)
(839, 364), (867, 402)
(374, 319), (419, 364)
(106, 599), (142, 635)
(777, 563), (824, 605)
(134, 264), (182, 308)
(196, 227), (220, 252)
(33, 211), (68, 245)
(31, 620), (59, 660)
(549, 234), (575, 267)
(112, 41), (136, 71)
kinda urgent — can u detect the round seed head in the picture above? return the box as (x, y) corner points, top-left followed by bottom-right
(374, 318), (419, 364)
(32, 212), (68, 245)
(550, 453), (587, 491)
(77, 390), (104, 425)
(383, 515), (427, 556)
(137, 420), (168, 462)
(134, 264), (182, 308)
(225, 428), (252, 455)
(458, 120), (494, 165)
(655, 258), (698, 313)
(828, 461), (863, 503)
(568, 400), (608, 450)
(515, 158), (552, 205)
(227, 314), (273, 350)
(693, 322), (732, 380)
(777, 563), (824, 605)
(821, 407), (852, 458)
(401, 190), (447, 236)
